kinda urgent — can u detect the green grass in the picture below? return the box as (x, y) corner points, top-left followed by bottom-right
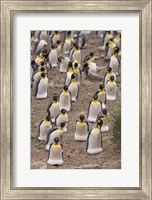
(110, 107), (121, 144)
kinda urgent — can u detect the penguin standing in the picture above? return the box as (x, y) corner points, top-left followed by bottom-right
(83, 52), (95, 63)
(31, 60), (38, 72)
(38, 115), (52, 141)
(36, 40), (48, 54)
(109, 47), (120, 75)
(56, 40), (62, 56)
(73, 62), (82, 86)
(63, 31), (72, 54)
(48, 45), (58, 68)
(45, 123), (65, 150)
(95, 84), (106, 108)
(71, 45), (81, 67)
(58, 55), (70, 73)
(47, 137), (64, 166)
(65, 62), (73, 86)
(38, 61), (47, 74)
(87, 95), (102, 123)
(40, 31), (48, 41)
(83, 62), (97, 75)
(86, 120), (103, 154)
(31, 66), (46, 87)
(35, 52), (45, 65)
(97, 109), (110, 132)
(59, 85), (72, 112)
(68, 73), (79, 102)
(54, 109), (68, 132)
(107, 40), (116, 58)
(105, 76), (118, 101)
(35, 73), (48, 99)
(51, 31), (60, 45)
(47, 96), (60, 122)
(74, 115), (89, 141)
(104, 67), (116, 86)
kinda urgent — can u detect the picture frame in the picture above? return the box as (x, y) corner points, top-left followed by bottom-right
(0, 0), (151, 199)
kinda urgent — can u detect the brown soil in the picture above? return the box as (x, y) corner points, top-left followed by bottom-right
(31, 32), (121, 169)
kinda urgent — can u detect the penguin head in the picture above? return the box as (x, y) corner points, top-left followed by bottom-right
(93, 94), (98, 100)
(40, 61), (44, 66)
(41, 73), (45, 78)
(42, 50), (47, 58)
(53, 96), (58, 102)
(61, 109), (66, 114)
(83, 62), (88, 68)
(103, 109), (107, 115)
(71, 73), (77, 80)
(97, 119), (103, 127)
(55, 31), (59, 34)
(54, 137), (59, 144)
(90, 52), (94, 57)
(68, 62), (73, 68)
(57, 40), (61, 45)
(58, 56), (63, 62)
(31, 60), (35, 65)
(110, 76), (115, 81)
(67, 31), (71, 36)
(106, 31), (111, 35)
(60, 123), (65, 129)
(40, 66), (45, 72)
(74, 62), (78, 68)
(107, 67), (112, 72)
(45, 115), (50, 121)
(51, 44), (55, 49)
(114, 47), (119, 54)
(80, 115), (84, 121)
(63, 85), (68, 91)
(99, 84), (104, 90)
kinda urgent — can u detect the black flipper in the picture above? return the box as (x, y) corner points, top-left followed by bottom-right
(35, 76), (41, 96)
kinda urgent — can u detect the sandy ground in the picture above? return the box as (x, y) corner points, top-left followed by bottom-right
(31, 32), (121, 169)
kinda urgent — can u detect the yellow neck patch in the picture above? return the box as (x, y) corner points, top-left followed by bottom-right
(63, 91), (69, 94)
(78, 121), (85, 125)
(99, 90), (105, 95)
(66, 38), (70, 42)
(92, 100), (99, 104)
(41, 77), (47, 81)
(52, 144), (61, 148)
(104, 115), (110, 119)
(74, 68), (79, 72)
(43, 120), (50, 124)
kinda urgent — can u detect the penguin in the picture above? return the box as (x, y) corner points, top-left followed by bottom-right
(68, 73), (79, 102)
(104, 67), (116, 86)
(35, 73), (48, 99)
(45, 123), (65, 150)
(74, 115), (89, 141)
(87, 95), (102, 123)
(39, 30), (48, 41)
(36, 40), (48, 54)
(97, 109), (110, 132)
(95, 84), (106, 109)
(59, 85), (72, 112)
(56, 40), (62, 56)
(38, 61), (47, 74)
(73, 62), (82, 86)
(109, 47), (120, 75)
(34, 30), (40, 42)
(86, 119), (103, 154)
(31, 60), (38, 72)
(105, 76), (118, 101)
(35, 52), (45, 65)
(58, 55), (70, 73)
(106, 40), (116, 58)
(65, 62), (74, 86)
(63, 31), (72, 54)
(32, 66), (46, 85)
(83, 52), (95, 63)
(47, 96), (60, 122)
(51, 31), (61, 45)
(76, 31), (87, 48)
(47, 137), (64, 166)
(38, 115), (52, 141)
(48, 45), (58, 68)
(113, 33), (121, 48)
(71, 45), (82, 67)
(83, 62), (97, 76)
(54, 109), (68, 132)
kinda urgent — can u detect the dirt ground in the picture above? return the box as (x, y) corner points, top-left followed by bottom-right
(31, 31), (121, 169)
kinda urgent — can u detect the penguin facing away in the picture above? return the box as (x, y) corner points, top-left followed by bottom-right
(54, 109), (68, 132)
(74, 115), (89, 141)
(105, 76), (118, 101)
(59, 85), (72, 112)
(45, 123), (65, 151)
(86, 120), (103, 154)
(56, 40), (62, 56)
(47, 96), (60, 122)
(63, 31), (72, 54)
(58, 55), (70, 73)
(87, 95), (102, 123)
(47, 137), (64, 166)
(36, 40), (48, 54)
(38, 115), (52, 141)
(32, 65), (46, 86)
(35, 73), (48, 99)
(68, 73), (79, 102)
(104, 67), (116, 86)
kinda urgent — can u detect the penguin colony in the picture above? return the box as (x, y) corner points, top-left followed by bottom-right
(31, 31), (121, 167)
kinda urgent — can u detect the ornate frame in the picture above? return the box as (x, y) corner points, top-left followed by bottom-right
(0, 0), (151, 199)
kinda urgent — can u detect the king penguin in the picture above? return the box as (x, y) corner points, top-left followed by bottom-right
(95, 84), (106, 109)
(59, 85), (72, 112)
(87, 95), (102, 123)
(48, 44), (58, 68)
(71, 44), (82, 67)
(104, 67), (116, 86)
(74, 115), (89, 141)
(38, 115), (52, 141)
(47, 137), (64, 166)
(86, 119), (103, 154)
(105, 76), (118, 101)
(63, 31), (72, 54)
(45, 123), (65, 150)
(97, 109), (110, 132)
(73, 62), (82, 86)
(58, 55), (70, 73)
(51, 31), (61, 45)
(54, 109), (68, 132)
(47, 96), (60, 122)
(65, 62), (74, 86)
(109, 47), (120, 75)
(68, 73), (79, 102)
(35, 73), (48, 99)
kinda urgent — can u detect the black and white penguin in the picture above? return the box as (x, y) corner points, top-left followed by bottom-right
(86, 119), (103, 154)
(76, 31), (88, 48)
(35, 52), (45, 65)
(83, 52), (95, 63)
(63, 31), (72, 54)
(38, 61), (47, 74)
(45, 123), (65, 150)
(98, 31), (113, 51)
(87, 95), (102, 123)
(35, 73), (48, 99)
(71, 45), (82, 67)
(113, 33), (121, 48)
(48, 45), (58, 68)
(68, 73), (79, 102)
(47, 96), (60, 122)
(58, 55), (70, 73)
(74, 115), (89, 141)
(97, 109), (110, 132)
(104, 67), (116, 86)
(109, 47), (120, 75)
(38, 115), (52, 141)
(73, 62), (82, 86)
(59, 85), (72, 112)
(47, 137), (64, 166)
(31, 65), (46, 88)
(106, 40), (116, 58)
(65, 62), (74, 86)
(83, 61), (97, 75)
(105, 76), (118, 101)
(36, 40), (48, 54)
(56, 40), (62, 56)
(95, 84), (106, 109)
(54, 109), (68, 132)
(51, 31), (61, 45)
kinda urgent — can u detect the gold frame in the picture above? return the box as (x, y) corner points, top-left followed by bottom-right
(0, 0), (151, 199)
